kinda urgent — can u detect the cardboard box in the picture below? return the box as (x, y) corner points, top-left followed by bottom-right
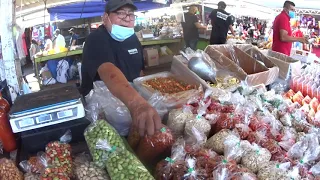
(143, 48), (159, 67)
(234, 44), (279, 84)
(205, 45), (274, 86)
(266, 50), (302, 80)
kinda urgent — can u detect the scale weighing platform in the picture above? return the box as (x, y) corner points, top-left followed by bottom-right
(10, 85), (85, 133)
(9, 85), (90, 157)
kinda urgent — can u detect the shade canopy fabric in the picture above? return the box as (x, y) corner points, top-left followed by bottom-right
(48, 0), (166, 21)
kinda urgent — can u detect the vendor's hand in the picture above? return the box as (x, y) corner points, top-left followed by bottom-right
(128, 98), (162, 136)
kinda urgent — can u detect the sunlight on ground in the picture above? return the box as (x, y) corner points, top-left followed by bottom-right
(26, 73), (40, 92)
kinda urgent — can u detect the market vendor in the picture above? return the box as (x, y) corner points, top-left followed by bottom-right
(209, 1), (235, 45)
(80, 0), (162, 136)
(272, 1), (307, 56)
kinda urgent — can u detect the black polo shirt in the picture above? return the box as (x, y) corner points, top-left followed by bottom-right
(182, 12), (199, 40)
(80, 25), (144, 96)
(209, 9), (232, 41)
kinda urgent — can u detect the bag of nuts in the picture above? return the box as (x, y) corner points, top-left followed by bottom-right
(45, 130), (73, 178)
(0, 158), (23, 180)
(84, 119), (126, 168)
(167, 107), (194, 137)
(241, 143), (271, 173)
(19, 160), (40, 180)
(73, 153), (110, 180)
(96, 139), (154, 180)
(205, 129), (235, 154)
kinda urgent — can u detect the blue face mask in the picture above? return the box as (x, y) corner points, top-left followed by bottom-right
(108, 18), (134, 42)
(289, 11), (295, 19)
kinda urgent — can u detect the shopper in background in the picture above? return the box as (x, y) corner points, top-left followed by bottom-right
(272, 1), (307, 56)
(81, 0), (162, 136)
(53, 29), (66, 51)
(182, 5), (207, 50)
(68, 28), (79, 46)
(29, 39), (40, 68)
(292, 26), (304, 50)
(44, 35), (53, 51)
(209, 1), (235, 45)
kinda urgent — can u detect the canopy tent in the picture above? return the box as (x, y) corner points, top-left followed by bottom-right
(48, 0), (167, 21)
(242, 0), (320, 10)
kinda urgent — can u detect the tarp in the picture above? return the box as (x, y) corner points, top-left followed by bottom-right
(48, 1), (166, 21)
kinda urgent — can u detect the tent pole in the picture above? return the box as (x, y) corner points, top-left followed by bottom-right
(0, 0), (22, 102)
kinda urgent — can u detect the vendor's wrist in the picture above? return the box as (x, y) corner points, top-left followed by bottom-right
(127, 95), (146, 111)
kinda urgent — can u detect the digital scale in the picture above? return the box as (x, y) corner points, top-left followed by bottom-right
(9, 86), (85, 133)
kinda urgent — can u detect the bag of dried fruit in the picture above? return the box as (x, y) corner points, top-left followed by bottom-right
(136, 126), (175, 164)
(84, 102), (126, 168)
(0, 158), (23, 180)
(19, 160), (40, 180)
(73, 153), (110, 180)
(95, 139), (154, 180)
(155, 142), (186, 180)
(183, 157), (208, 179)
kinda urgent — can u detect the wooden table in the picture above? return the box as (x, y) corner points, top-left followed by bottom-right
(34, 49), (83, 87)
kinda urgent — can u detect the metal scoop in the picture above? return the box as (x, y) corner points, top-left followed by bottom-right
(181, 51), (217, 83)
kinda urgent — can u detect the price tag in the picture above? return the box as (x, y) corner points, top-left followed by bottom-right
(57, 109), (73, 119)
(19, 118), (35, 128)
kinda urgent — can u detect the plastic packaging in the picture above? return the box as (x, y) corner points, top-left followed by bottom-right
(19, 160), (40, 180)
(45, 130), (73, 177)
(73, 153), (110, 180)
(136, 126), (175, 164)
(84, 119), (125, 168)
(205, 129), (235, 154)
(26, 154), (46, 174)
(167, 107), (194, 137)
(95, 139), (154, 180)
(257, 161), (292, 180)
(155, 143), (186, 180)
(0, 158), (23, 180)
(223, 135), (244, 163)
(241, 144), (272, 173)
(92, 81), (132, 136)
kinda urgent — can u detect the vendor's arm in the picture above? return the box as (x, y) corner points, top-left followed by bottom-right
(98, 63), (161, 136)
(280, 29), (307, 43)
(195, 22), (207, 29)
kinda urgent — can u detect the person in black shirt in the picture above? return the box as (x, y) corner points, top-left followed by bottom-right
(182, 5), (207, 50)
(209, 1), (235, 44)
(68, 28), (79, 46)
(81, 0), (162, 136)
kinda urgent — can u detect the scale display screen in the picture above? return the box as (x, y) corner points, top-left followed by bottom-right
(57, 109), (73, 119)
(19, 118), (35, 128)
(36, 114), (52, 123)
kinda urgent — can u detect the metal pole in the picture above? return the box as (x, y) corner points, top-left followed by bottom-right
(202, 0), (205, 24)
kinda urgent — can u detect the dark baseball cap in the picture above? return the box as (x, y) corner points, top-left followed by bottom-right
(105, 0), (138, 13)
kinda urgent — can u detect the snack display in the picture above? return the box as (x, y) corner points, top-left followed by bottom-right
(143, 77), (196, 94)
(0, 158), (23, 180)
(207, 75), (240, 90)
(84, 120), (125, 167)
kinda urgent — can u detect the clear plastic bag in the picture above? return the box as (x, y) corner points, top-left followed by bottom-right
(155, 142), (186, 180)
(0, 158), (23, 180)
(95, 139), (154, 180)
(73, 153), (110, 180)
(136, 126), (175, 164)
(84, 119), (125, 168)
(44, 130), (73, 177)
(92, 81), (132, 136)
(167, 106), (194, 137)
(205, 129), (234, 154)
(223, 135), (244, 163)
(241, 143), (272, 173)
(19, 160), (40, 180)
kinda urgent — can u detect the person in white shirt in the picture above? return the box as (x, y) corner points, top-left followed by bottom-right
(53, 29), (66, 52)
(44, 36), (53, 51)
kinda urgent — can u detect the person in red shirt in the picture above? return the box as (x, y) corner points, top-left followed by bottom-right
(292, 26), (304, 49)
(272, 1), (307, 56)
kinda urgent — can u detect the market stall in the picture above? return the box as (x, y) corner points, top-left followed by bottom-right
(2, 40), (320, 179)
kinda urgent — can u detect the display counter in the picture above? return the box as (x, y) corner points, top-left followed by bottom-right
(140, 38), (182, 46)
